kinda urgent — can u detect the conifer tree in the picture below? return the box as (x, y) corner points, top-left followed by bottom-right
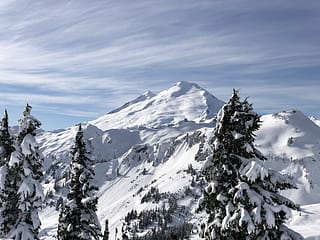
(57, 124), (101, 240)
(7, 104), (44, 240)
(103, 219), (109, 240)
(197, 90), (303, 240)
(0, 110), (16, 236)
(0, 110), (13, 166)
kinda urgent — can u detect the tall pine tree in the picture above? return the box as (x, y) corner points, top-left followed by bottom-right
(103, 219), (109, 240)
(0, 110), (13, 167)
(57, 124), (101, 240)
(197, 90), (303, 240)
(0, 110), (16, 236)
(7, 104), (44, 240)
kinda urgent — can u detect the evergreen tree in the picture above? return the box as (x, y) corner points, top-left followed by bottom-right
(103, 219), (109, 240)
(0, 110), (14, 166)
(197, 90), (303, 240)
(7, 104), (44, 240)
(57, 124), (101, 240)
(0, 110), (16, 236)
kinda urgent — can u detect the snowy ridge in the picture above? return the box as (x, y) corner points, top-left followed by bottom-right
(310, 116), (320, 127)
(108, 91), (156, 115)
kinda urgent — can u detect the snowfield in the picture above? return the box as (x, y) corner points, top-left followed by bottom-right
(289, 204), (320, 240)
(256, 110), (320, 205)
(30, 82), (320, 239)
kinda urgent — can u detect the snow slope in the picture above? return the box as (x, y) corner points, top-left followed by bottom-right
(256, 110), (320, 205)
(289, 203), (320, 240)
(39, 133), (204, 239)
(310, 116), (320, 127)
(97, 139), (202, 239)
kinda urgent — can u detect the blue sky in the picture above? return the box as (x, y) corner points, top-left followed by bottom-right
(0, 0), (319, 130)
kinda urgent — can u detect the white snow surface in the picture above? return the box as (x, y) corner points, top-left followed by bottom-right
(256, 110), (320, 205)
(15, 82), (320, 239)
(21, 134), (37, 156)
(310, 116), (320, 127)
(288, 203), (320, 240)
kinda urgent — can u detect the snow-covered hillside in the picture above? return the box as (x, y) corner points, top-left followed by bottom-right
(256, 110), (320, 205)
(289, 203), (320, 240)
(34, 82), (320, 239)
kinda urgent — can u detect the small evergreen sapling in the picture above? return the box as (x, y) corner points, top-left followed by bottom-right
(57, 124), (102, 240)
(197, 90), (303, 240)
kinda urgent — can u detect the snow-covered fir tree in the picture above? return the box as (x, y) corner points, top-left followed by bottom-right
(103, 219), (109, 240)
(57, 124), (101, 240)
(197, 90), (303, 240)
(0, 110), (13, 168)
(0, 110), (16, 236)
(7, 104), (44, 240)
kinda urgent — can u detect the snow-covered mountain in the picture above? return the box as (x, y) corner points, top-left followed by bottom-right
(38, 82), (224, 198)
(35, 82), (320, 239)
(39, 81), (223, 161)
(90, 81), (224, 130)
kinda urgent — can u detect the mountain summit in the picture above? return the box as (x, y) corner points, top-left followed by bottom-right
(90, 81), (224, 130)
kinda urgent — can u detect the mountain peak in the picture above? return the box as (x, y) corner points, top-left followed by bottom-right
(257, 109), (320, 159)
(161, 81), (205, 99)
(176, 81), (201, 89)
(92, 82), (224, 130)
(275, 109), (318, 126)
(143, 90), (156, 98)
